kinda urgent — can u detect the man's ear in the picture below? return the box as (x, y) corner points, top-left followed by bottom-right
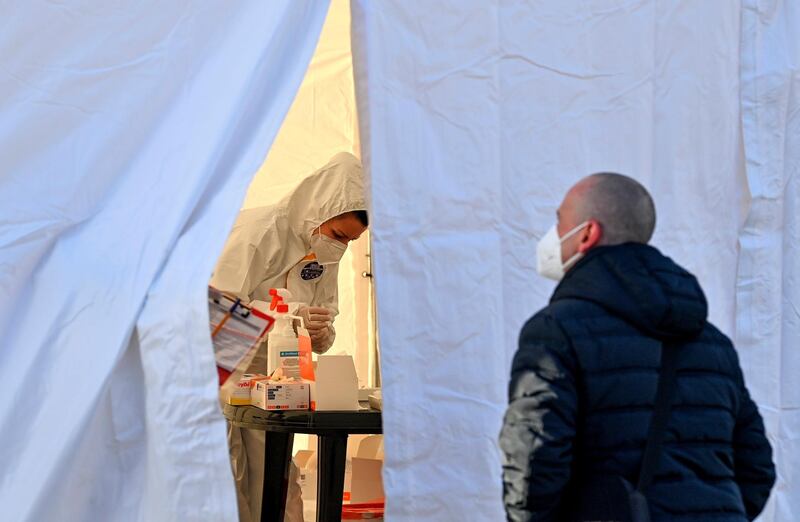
(578, 219), (602, 253)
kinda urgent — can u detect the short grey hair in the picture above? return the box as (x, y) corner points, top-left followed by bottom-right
(576, 172), (656, 245)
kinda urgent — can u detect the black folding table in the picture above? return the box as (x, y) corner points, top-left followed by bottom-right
(224, 403), (382, 522)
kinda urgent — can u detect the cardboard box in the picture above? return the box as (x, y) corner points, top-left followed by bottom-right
(295, 450), (318, 501)
(350, 457), (384, 503)
(251, 380), (310, 411)
(311, 355), (360, 411)
(351, 435), (384, 503)
(227, 373), (268, 406)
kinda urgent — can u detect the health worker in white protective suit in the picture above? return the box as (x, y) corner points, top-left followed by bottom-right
(211, 152), (368, 522)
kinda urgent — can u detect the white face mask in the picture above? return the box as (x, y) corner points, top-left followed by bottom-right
(310, 229), (347, 265)
(536, 222), (589, 281)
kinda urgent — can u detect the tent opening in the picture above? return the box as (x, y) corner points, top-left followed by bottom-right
(208, 1), (383, 520)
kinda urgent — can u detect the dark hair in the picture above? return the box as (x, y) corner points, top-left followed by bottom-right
(580, 173), (656, 245)
(353, 209), (369, 227)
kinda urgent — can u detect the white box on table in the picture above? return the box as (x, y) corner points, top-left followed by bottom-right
(251, 380), (310, 411)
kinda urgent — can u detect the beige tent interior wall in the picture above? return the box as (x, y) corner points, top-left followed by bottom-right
(241, 0), (376, 389)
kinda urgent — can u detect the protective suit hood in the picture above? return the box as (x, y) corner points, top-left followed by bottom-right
(283, 151), (367, 246)
(210, 152), (366, 301)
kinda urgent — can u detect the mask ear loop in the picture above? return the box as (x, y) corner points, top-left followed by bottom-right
(308, 222), (327, 249)
(304, 223), (323, 267)
(559, 221), (589, 244)
(562, 251), (583, 271)
(559, 221), (590, 271)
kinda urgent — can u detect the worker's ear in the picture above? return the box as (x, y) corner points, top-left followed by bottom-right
(578, 219), (602, 253)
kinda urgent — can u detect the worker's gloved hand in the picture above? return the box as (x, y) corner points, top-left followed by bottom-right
(309, 325), (332, 352)
(297, 306), (334, 352)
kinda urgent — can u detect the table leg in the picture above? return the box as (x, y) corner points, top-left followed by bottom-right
(316, 433), (348, 522)
(262, 431), (294, 522)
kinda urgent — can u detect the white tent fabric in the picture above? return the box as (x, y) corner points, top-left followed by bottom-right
(0, 2), (329, 521)
(353, 1), (797, 520)
(738, 1), (800, 519)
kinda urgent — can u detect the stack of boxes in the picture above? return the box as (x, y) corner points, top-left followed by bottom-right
(227, 373), (311, 411)
(227, 354), (362, 412)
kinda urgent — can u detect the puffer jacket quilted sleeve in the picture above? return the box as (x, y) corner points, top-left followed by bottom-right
(730, 353), (775, 519)
(500, 311), (578, 522)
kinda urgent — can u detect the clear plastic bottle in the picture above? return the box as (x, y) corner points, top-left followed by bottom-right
(267, 302), (298, 376)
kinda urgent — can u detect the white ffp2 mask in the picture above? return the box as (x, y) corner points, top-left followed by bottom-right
(536, 222), (588, 281)
(310, 231), (347, 265)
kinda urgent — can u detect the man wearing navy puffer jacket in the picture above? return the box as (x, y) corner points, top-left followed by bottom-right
(500, 173), (775, 521)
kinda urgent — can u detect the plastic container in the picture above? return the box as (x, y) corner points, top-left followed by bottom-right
(267, 302), (296, 376)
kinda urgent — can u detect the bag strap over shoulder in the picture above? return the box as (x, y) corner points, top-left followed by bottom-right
(636, 341), (680, 492)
